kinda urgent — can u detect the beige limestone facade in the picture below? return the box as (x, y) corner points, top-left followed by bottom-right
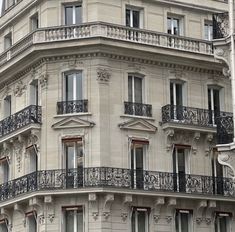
(0, 0), (233, 232)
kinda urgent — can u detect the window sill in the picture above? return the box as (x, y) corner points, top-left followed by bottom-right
(54, 112), (92, 118)
(120, 114), (155, 121)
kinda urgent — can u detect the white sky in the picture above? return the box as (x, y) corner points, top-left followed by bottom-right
(0, 0), (2, 16)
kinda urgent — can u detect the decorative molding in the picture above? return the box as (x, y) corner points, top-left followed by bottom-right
(13, 138), (24, 173)
(153, 197), (165, 224)
(52, 117), (95, 130)
(102, 194), (114, 220)
(196, 200), (207, 225)
(39, 74), (48, 89)
(97, 68), (111, 83)
(88, 193), (98, 220)
(205, 200), (216, 224)
(165, 128), (174, 151)
(0, 52), (223, 91)
(38, 214), (45, 224)
(121, 194), (132, 222)
(192, 132), (200, 154)
(165, 197), (176, 223)
(14, 80), (26, 97)
(119, 119), (157, 133)
(218, 152), (235, 179)
(48, 214), (55, 223)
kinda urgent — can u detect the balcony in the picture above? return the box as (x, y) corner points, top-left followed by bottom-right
(0, 105), (41, 138)
(0, 22), (214, 70)
(124, 102), (152, 117)
(216, 114), (234, 144)
(213, 12), (229, 39)
(0, 167), (234, 202)
(57, 100), (88, 115)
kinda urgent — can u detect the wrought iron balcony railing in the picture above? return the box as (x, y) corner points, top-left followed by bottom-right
(213, 12), (229, 39)
(161, 104), (232, 128)
(0, 167), (234, 202)
(124, 102), (152, 117)
(216, 114), (234, 144)
(0, 105), (41, 138)
(57, 100), (88, 115)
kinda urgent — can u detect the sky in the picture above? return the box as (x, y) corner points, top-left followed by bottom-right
(0, 0), (2, 16)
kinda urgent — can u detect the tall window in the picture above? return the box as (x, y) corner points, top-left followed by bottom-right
(126, 8), (140, 28)
(63, 206), (83, 232)
(30, 13), (39, 31)
(0, 219), (8, 232)
(29, 80), (39, 106)
(26, 212), (37, 232)
(26, 145), (38, 173)
(215, 213), (231, 232)
(128, 75), (143, 103)
(130, 139), (148, 189)
(167, 16), (181, 35)
(64, 72), (83, 102)
(170, 81), (184, 120)
(64, 139), (83, 187)
(0, 157), (9, 183)
(175, 210), (193, 232)
(204, 21), (213, 40)
(208, 86), (221, 124)
(4, 95), (11, 117)
(65, 5), (82, 25)
(4, 33), (12, 50)
(131, 207), (149, 232)
(173, 146), (190, 192)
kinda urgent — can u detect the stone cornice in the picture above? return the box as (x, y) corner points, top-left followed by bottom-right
(0, 52), (223, 90)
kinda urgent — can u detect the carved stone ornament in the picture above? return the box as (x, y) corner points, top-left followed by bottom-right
(97, 68), (111, 83)
(196, 217), (203, 225)
(165, 216), (172, 223)
(38, 214), (45, 224)
(39, 74), (48, 88)
(121, 213), (128, 222)
(153, 215), (160, 223)
(13, 141), (24, 173)
(14, 80), (26, 97)
(48, 214), (55, 223)
(214, 48), (224, 57)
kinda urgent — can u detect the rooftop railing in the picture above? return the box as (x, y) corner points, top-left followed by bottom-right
(0, 167), (234, 202)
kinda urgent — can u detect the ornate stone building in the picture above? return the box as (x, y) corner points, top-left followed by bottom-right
(0, 0), (233, 232)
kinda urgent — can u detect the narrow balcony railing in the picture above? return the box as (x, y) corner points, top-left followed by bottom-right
(162, 104), (232, 128)
(213, 12), (229, 39)
(0, 105), (41, 138)
(124, 102), (152, 117)
(0, 22), (214, 68)
(0, 167), (234, 202)
(57, 100), (88, 115)
(216, 114), (234, 144)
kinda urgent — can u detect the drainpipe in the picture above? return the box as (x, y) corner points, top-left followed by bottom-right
(229, 0), (235, 142)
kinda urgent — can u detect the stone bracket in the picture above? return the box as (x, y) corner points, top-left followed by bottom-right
(121, 194), (132, 222)
(89, 193), (99, 220)
(102, 193), (114, 220)
(153, 197), (165, 223)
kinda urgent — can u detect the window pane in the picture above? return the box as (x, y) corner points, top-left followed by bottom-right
(126, 9), (131, 27)
(128, 76), (133, 102)
(66, 211), (75, 232)
(173, 18), (179, 35)
(137, 211), (146, 232)
(75, 6), (82, 24)
(131, 210), (136, 232)
(0, 223), (8, 232)
(29, 147), (37, 173)
(181, 213), (189, 232)
(65, 7), (73, 25)
(75, 72), (83, 100)
(219, 217), (227, 232)
(66, 144), (76, 169)
(65, 74), (74, 101)
(77, 209), (83, 231)
(133, 10), (140, 28)
(175, 211), (179, 232)
(167, 18), (172, 34)
(76, 143), (83, 168)
(135, 147), (143, 170)
(3, 161), (9, 183)
(134, 77), (142, 103)
(28, 215), (37, 232)
(176, 83), (182, 106)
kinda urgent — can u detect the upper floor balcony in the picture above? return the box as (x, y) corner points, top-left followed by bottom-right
(57, 100), (88, 115)
(124, 102), (152, 118)
(0, 167), (234, 203)
(0, 105), (41, 140)
(162, 104), (232, 133)
(0, 22), (214, 72)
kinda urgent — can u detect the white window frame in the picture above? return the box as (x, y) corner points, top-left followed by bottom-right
(175, 209), (193, 232)
(64, 4), (82, 25)
(62, 206), (84, 232)
(167, 15), (183, 36)
(3, 95), (11, 118)
(126, 6), (143, 28)
(215, 213), (231, 232)
(131, 207), (149, 232)
(26, 212), (37, 232)
(29, 79), (39, 106)
(63, 71), (83, 102)
(128, 74), (144, 103)
(26, 145), (38, 173)
(0, 157), (10, 184)
(204, 20), (213, 41)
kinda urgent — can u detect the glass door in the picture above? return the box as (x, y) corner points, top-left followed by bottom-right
(65, 140), (83, 188)
(208, 87), (220, 125)
(170, 82), (183, 120)
(131, 143), (145, 189)
(173, 147), (189, 192)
